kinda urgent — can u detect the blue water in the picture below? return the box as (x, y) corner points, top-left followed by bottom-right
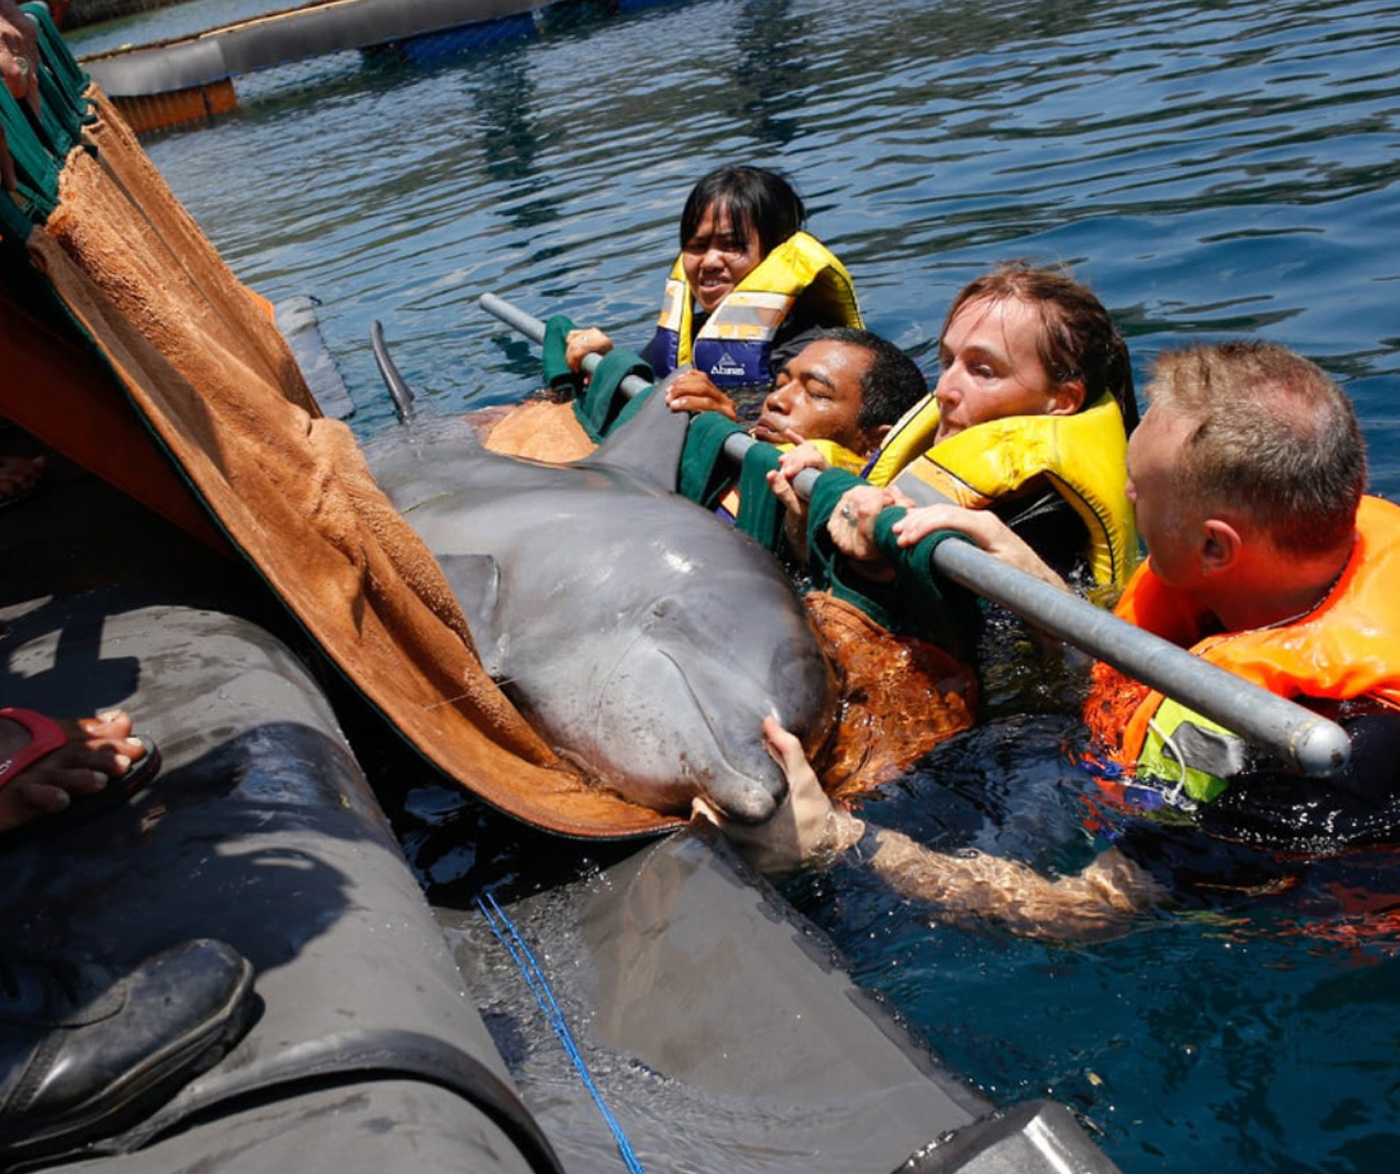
(65, 0), (1400, 1169)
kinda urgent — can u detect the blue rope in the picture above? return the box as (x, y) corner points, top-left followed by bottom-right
(477, 890), (648, 1174)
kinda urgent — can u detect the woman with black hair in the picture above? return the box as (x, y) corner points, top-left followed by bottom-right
(566, 165), (864, 421)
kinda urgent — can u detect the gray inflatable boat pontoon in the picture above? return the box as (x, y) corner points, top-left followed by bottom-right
(0, 461), (1120, 1173)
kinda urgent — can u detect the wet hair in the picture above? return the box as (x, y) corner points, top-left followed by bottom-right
(819, 327), (930, 432)
(1146, 341), (1366, 554)
(678, 166), (807, 259)
(942, 262), (1139, 432)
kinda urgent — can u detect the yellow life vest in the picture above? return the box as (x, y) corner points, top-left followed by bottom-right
(865, 394), (1139, 587)
(650, 232), (863, 386)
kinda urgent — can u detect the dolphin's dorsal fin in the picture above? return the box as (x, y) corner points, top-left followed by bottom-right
(580, 371), (690, 492)
(438, 554), (506, 675)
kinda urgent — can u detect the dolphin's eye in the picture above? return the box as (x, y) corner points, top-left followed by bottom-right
(652, 601), (672, 618)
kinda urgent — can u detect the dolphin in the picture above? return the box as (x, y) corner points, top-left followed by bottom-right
(368, 371), (837, 825)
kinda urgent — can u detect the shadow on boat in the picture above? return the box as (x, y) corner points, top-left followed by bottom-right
(0, 454), (1126, 1174)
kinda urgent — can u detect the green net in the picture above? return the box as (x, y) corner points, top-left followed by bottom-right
(804, 467), (979, 655)
(0, 3), (90, 242)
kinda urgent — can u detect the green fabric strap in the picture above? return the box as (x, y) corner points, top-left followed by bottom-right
(539, 317), (657, 440)
(0, 83), (58, 237)
(580, 349), (655, 440)
(734, 441), (786, 553)
(28, 2), (88, 155)
(0, 4), (91, 243)
(678, 412), (744, 508)
(675, 423), (790, 554)
(540, 314), (581, 396)
(805, 467), (978, 653)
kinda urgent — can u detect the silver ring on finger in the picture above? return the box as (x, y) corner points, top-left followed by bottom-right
(839, 503), (857, 524)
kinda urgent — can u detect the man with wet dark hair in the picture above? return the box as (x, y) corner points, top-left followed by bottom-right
(822, 326), (931, 446)
(685, 328), (929, 526)
(748, 328), (928, 458)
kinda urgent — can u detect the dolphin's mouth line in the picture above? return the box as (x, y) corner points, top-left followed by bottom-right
(653, 646), (761, 785)
(592, 624), (751, 784)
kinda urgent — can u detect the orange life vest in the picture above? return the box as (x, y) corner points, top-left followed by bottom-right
(1084, 495), (1400, 800)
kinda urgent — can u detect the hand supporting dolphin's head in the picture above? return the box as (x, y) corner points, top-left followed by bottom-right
(564, 593), (837, 825)
(693, 716), (862, 873)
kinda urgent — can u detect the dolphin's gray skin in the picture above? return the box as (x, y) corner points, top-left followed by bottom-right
(369, 382), (837, 824)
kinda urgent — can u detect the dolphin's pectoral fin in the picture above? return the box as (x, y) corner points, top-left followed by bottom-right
(437, 553), (506, 674)
(577, 369), (690, 493)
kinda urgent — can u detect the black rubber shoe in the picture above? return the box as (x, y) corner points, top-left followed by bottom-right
(0, 939), (254, 1164)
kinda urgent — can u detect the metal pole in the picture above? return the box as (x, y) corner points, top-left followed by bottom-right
(478, 292), (1351, 777)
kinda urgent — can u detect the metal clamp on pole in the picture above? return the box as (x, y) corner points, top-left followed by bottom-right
(478, 292), (1351, 778)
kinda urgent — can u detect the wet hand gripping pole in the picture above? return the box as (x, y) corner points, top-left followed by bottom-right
(477, 292), (1351, 779)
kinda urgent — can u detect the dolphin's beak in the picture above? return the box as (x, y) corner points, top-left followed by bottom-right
(705, 776), (785, 826)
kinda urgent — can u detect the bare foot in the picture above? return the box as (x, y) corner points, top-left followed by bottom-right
(0, 710), (150, 833)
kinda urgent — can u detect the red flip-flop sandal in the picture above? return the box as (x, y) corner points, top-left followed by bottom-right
(0, 707), (161, 826)
(0, 708), (68, 784)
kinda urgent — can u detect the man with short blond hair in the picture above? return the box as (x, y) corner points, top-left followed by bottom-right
(702, 341), (1400, 939)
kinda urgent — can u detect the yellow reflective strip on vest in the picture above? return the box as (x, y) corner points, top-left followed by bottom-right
(712, 291), (793, 315)
(1138, 698), (1246, 803)
(657, 278), (687, 332)
(701, 293), (796, 340)
(703, 292), (793, 328)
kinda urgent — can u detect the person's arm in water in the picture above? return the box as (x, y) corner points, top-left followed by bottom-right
(693, 718), (1161, 942)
